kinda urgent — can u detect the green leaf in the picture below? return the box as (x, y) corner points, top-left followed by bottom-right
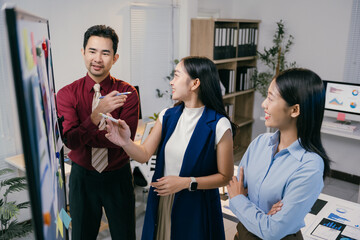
(0, 202), (19, 221)
(157, 59), (179, 99)
(0, 220), (32, 239)
(0, 169), (14, 177)
(254, 19), (297, 97)
(155, 89), (164, 98)
(4, 183), (27, 198)
(149, 112), (159, 121)
(1, 177), (26, 188)
(16, 201), (30, 210)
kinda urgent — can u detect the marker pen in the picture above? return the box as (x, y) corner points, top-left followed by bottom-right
(99, 113), (118, 123)
(99, 92), (132, 99)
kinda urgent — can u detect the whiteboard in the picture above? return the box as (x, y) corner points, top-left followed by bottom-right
(5, 7), (68, 240)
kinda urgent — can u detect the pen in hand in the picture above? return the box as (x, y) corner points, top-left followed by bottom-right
(99, 92), (132, 99)
(99, 113), (118, 123)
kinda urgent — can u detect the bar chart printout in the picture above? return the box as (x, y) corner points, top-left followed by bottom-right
(311, 218), (358, 240)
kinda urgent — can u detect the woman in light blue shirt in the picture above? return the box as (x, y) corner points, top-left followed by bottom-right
(227, 68), (331, 240)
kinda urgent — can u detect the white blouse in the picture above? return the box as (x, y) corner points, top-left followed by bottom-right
(159, 107), (231, 176)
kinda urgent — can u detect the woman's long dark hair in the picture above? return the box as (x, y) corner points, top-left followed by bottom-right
(181, 56), (237, 136)
(275, 68), (331, 178)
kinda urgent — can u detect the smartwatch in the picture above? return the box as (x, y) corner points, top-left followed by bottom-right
(189, 177), (198, 191)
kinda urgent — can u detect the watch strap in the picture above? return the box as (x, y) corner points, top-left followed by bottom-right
(189, 177), (197, 191)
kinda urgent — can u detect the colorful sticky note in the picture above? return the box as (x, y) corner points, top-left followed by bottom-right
(43, 212), (51, 226)
(337, 112), (346, 121)
(55, 213), (58, 239)
(58, 170), (63, 189)
(57, 212), (64, 238)
(30, 32), (37, 66)
(22, 29), (34, 70)
(60, 208), (72, 229)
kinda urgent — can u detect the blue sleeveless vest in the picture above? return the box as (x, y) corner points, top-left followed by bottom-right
(141, 104), (226, 240)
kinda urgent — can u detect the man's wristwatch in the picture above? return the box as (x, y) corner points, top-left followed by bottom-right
(189, 177), (198, 191)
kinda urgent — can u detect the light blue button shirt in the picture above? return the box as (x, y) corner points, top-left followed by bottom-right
(229, 131), (324, 240)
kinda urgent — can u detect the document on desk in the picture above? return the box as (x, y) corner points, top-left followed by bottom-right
(327, 203), (360, 229)
(310, 218), (360, 240)
(307, 202), (360, 240)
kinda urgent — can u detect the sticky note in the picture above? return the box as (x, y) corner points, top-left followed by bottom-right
(55, 213), (58, 239)
(337, 112), (346, 121)
(58, 171), (63, 189)
(30, 32), (37, 66)
(57, 212), (63, 238)
(23, 29), (34, 70)
(60, 208), (72, 229)
(43, 212), (51, 226)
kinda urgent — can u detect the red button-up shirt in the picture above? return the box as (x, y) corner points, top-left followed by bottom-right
(56, 74), (139, 171)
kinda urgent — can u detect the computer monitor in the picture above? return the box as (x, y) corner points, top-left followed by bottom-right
(134, 85), (142, 119)
(323, 80), (360, 117)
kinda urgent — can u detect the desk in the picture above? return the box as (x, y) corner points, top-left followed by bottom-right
(302, 193), (360, 240)
(134, 119), (146, 145)
(131, 120), (157, 189)
(321, 116), (360, 141)
(221, 193), (360, 240)
(5, 154), (71, 176)
(5, 154), (26, 173)
(321, 117), (360, 203)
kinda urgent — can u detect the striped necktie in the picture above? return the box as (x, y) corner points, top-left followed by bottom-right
(91, 83), (108, 172)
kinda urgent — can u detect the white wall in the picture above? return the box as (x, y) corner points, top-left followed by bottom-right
(231, 0), (354, 139)
(3, 0), (359, 175)
(198, 0), (233, 18)
(4, 0), (132, 92)
(3, 0), (199, 119)
(179, 0), (198, 58)
(197, 0), (360, 176)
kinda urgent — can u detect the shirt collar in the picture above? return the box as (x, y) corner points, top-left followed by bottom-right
(85, 73), (112, 93)
(269, 130), (280, 146)
(269, 130), (306, 162)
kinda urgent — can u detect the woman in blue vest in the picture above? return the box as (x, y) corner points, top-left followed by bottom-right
(227, 68), (331, 239)
(105, 56), (235, 240)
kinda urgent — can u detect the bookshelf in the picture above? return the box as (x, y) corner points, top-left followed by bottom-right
(190, 18), (260, 160)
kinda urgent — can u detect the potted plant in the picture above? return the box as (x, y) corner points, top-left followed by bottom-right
(0, 168), (32, 239)
(252, 20), (297, 98)
(156, 59), (179, 99)
(152, 59), (179, 121)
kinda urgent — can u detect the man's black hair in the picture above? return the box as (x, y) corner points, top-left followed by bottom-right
(83, 25), (119, 54)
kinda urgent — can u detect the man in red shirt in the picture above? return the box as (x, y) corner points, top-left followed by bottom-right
(57, 25), (139, 239)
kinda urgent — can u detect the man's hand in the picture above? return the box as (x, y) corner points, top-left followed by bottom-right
(91, 91), (128, 125)
(227, 167), (248, 199)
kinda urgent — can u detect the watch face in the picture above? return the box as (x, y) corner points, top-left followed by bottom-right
(190, 182), (198, 191)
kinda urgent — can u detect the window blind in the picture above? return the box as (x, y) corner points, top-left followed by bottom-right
(130, 1), (179, 118)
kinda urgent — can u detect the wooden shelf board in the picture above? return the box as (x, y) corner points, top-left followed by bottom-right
(213, 56), (256, 64)
(234, 118), (254, 128)
(233, 146), (247, 164)
(223, 89), (255, 99)
(213, 18), (261, 23)
(193, 18), (260, 24)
